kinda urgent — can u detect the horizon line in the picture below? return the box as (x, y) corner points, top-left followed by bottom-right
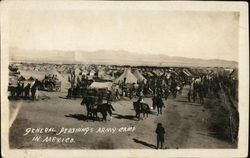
(9, 47), (238, 63)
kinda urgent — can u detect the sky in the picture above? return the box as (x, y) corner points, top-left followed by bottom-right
(9, 10), (239, 61)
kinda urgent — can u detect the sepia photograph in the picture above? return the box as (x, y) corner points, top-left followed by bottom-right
(1, 1), (248, 158)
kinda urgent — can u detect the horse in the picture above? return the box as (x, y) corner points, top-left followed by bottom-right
(133, 101), (150, 120)
(96, 103), (115, 121)
(8, 86), (18, 99)
(81, 97), (115, 121)
(16, 82), (25, 98)
(67, 87), (73, 98)
(15, 83), (21, 98)
(133, 101), (141, 120)
(81, 96), (98, 119)
(8, 82), (24, 99)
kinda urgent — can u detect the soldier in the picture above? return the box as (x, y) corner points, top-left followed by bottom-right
(35, 86), (39, 100)
(137, 95), (144, 110)
(129, 88), (133, 99)
(106, 91), (112, 102)
(137, 96), (143, 104)
(115, 89), (120, 100)
(187, 89), (192, 102)
(164, 88), (170, 100)
(152, 94), (157, 110)
(155, 123), (165, 149)
(97, 95), (103, 105)
(192, 90), (196, 103)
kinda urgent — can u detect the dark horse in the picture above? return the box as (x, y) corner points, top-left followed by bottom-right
(133, 101), (150, 120)
(81, 97), (115, 121)
(96, 103), (115, 121)
(81, 96), (97, 118)
(9, 82), (23, 99)
(152, 96), (165, 115)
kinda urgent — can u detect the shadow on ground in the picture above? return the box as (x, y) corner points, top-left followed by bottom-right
(112, 113), (137, 121)
(133, 138), (156, 149)
(65, 114), (98, 121)
(59, 96), (69, 99)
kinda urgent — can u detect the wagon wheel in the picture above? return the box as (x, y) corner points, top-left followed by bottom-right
(56, 86), (61, 92)
(47, 83), (54, 91)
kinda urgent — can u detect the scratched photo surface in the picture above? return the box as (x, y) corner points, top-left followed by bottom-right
(7, 8), (240, 150)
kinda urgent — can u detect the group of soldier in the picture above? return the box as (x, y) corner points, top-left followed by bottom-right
(187, 72), (238, 104)
(9, 79), (39, 100)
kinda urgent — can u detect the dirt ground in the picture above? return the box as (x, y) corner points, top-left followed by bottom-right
(9, 85), (236, 149)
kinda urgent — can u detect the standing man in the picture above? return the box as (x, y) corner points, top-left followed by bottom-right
(192, 90), (196, 103)
(137, 96), (143, 104)
(35, 86), (39, 100)
(115, 89), (120, 100)
(155, 123), (165, 149)
(187, 89), (192, 102)
(137, 95), (144, 110)
(106, 91), (112, 102)
(129, 88), (133, 100)
(152, 94), (157, 110)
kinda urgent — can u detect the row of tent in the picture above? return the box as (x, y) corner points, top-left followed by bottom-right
(88, 68), (193, 90)
(114, 69), (147, 84)
(13, 63), (238, 87)
(113, 67), (238, 86)
(79, 69), (146, 91)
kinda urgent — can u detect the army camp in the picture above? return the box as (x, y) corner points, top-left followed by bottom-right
(5, 7), (244, 152)
(8, 61), (239, 149)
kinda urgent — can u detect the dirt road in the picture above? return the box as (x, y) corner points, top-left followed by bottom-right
(9, 87), (236, 149)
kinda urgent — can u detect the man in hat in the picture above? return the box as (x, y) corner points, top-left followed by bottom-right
(137, 96), (144, 104)
(106, 90), (112, 102)
(155, 123), (165, 149)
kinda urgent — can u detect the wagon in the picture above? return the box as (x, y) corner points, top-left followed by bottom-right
(40, 78), (61, 92)
(87, 82), (117, 101)
(54, 80), (62, 92)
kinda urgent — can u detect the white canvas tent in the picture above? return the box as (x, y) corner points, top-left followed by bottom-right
(51, 69), (63, 80)
(19, 70), (44, 80)
(133, 69), (147, 83)
(165, 72), (171, 79)
(230, 69), (238, 79)
(182, 69), (193, 77)
(89, 70), (96, 76)
(152, 70), (164, 76)
(75, 68), (82, 76)
(98, 70), (106, 78)
(89, 82), (113, 91)
(114, 68), (138, 84)
(82, 70), (88, 76)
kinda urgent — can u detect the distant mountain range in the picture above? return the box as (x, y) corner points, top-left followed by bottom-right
(9, 48), (237, 68)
